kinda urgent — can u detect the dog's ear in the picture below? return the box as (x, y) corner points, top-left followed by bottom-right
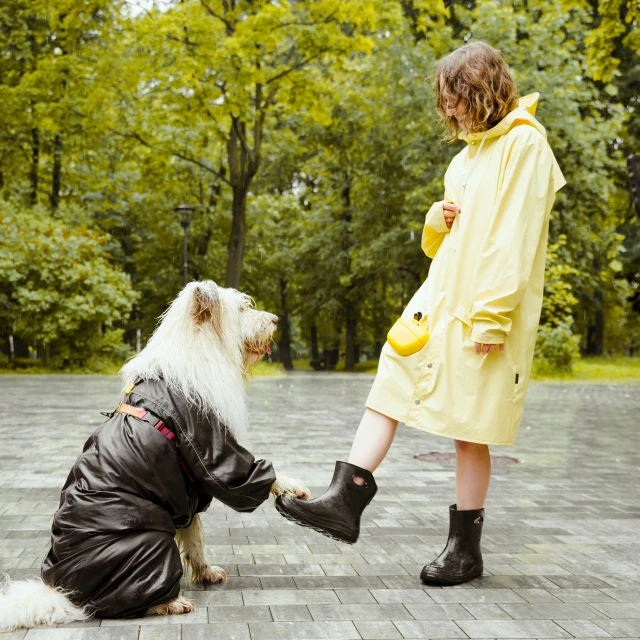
(191, 282), (222, 331)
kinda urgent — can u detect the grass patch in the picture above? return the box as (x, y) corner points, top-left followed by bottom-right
(293, 355), (640, 383)
(291, 358), (378, 373)
(252, 361), (286, 377)
(531, 356), (640, 383)
(4, 356), (638, 383)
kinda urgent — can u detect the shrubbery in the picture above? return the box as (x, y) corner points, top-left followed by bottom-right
(0, 203), (137, 371)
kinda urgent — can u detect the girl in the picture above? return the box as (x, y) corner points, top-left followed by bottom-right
(276, 41), (566, 586)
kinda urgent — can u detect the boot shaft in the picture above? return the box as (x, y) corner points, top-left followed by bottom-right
(326, 461), (378, 513)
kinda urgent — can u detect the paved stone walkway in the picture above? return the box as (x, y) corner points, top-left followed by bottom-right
(1, 374), (639, 640)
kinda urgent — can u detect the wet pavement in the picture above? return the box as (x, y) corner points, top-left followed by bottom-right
(0, 373), (639, 639)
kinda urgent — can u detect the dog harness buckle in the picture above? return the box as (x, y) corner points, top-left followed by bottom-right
(115, 403), (176, 441)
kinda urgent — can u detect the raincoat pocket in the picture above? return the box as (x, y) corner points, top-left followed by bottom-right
(450, 303), (516, 428)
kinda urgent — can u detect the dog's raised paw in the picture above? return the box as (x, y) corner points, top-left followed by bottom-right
(201, 565), (227, 583)
(148, 595), (196, 616)
(289, 484), (311, 500)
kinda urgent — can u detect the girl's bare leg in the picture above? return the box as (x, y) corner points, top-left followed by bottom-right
(348, 408), (398, 484)
(454, 440), (491, 510)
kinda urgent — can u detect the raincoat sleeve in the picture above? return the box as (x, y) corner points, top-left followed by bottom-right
(166, 389), (277, 513)
(421, 168), (454, 259)
(467, 128), (556, 344)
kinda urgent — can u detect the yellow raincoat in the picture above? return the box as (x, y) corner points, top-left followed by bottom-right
(366, 93), (566, 446)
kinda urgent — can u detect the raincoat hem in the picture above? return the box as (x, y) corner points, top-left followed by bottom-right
(365, 398), (516, 445)
(400, 421), (516, 446)
(364, 402), (405, 424)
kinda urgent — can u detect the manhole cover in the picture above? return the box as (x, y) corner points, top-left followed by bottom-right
(414, 452), (520, 466)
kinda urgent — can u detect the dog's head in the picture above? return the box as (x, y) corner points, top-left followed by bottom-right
(187, 280), (278, 371)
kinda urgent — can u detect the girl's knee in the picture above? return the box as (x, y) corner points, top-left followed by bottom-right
(454, 439), (489, 455)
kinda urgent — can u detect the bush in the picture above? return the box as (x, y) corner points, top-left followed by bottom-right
(535, 321), (582, 371)
(0, 202), (137, 369)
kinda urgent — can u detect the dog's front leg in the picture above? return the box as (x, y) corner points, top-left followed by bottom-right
(175, 514), (227, 584)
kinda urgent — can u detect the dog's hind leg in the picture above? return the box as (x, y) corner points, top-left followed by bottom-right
(175, 514), (227, 584)
(147, 595), (196, 616)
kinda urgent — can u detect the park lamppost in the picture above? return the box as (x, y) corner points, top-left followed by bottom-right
(174, 204), (195, 286)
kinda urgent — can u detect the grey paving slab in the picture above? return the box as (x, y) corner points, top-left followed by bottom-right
(554, 620), (614, 638)
(404, 602), (473, 619)
(308, 603), (412, 620)
(207, 605), (272, 622)
(23, 630), (139, 640)
(370, 588), (433, 603)
(269, 605), (313, 621)
(138, 629), (181, 640)
(590, 603), (640, 618)
(1, 375), (639, 640)
(392, 620), (468, 638)
(462, 603), (514, 619)
(354, 620), (404, 639)
(182, 623), (251, 639)
(593, 618), (640, 637)
(498, 602), (607, 619)
(242, 589), (339, 606)
(455, 619), (573, 638)
(248, 620), (361, 639)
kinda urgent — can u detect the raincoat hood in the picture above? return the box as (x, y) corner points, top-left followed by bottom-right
(458, 92), (565, 193)
(458, 92), (546, 143)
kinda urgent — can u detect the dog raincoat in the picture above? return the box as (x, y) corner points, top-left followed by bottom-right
(366, 93), (566, 446)
(41, 378), (276, 618)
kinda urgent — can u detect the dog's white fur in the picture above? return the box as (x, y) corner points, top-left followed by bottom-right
(0, 576), (90, 630)
(0, 281), (309, 631)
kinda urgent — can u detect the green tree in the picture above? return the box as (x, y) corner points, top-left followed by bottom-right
(0, 201), (137, 368)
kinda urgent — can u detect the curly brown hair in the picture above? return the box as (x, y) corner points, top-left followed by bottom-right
(433, 42), (519, 143)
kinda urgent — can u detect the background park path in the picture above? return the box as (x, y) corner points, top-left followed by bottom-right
(1, 374), (639, 640)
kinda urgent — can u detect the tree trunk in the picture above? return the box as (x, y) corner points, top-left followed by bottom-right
(310, 324), (319, 361)
(345, 300), (358, 370)
(30, 128), (39, 206)
(225, 121), (256, 289)
(50, 133), (62, 210)
(585, 288), (604, 355)
(278, 277), (294, 371)
(225, 185), (247, 288)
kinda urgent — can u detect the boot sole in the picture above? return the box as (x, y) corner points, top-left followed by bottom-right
(275, 497), (358, 545)
(420, 564), (483, 586)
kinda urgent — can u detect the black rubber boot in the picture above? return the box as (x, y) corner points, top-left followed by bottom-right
(275, 461), (377, 544)
(420, 504), (484, 585)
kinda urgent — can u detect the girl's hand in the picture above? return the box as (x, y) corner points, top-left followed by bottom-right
(474, 343), (505, 355)
(443, 202), (461, 229)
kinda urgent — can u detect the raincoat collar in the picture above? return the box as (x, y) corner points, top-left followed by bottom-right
(458, 92), (546, 145)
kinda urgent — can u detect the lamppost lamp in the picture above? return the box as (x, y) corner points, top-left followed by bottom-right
(174, 204), (195, 286)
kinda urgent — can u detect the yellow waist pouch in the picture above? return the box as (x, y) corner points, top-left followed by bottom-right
(387, 312), (430, 356)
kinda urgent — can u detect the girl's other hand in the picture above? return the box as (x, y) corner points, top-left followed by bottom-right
(443, 202), (461, 229)
(474, 343), (505, 355)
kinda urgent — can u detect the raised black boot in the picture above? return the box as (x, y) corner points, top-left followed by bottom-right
(420, 504), (484, 585)
(275, 461), (377, 544)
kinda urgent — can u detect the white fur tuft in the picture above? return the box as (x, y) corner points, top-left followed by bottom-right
(120, 281), (277, 444)
(0, 576), (90, 631)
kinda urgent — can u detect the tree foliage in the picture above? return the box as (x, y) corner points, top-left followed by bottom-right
(0, 0), (638, 370)
(0, 202), (136, 367)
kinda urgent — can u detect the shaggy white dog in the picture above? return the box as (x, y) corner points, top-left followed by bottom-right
(0, 281), (309, 630)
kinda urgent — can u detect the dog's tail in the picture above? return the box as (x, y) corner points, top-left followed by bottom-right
(0, 575), (90, 631)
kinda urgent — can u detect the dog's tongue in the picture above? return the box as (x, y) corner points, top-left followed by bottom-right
(265, 344), (272, 355)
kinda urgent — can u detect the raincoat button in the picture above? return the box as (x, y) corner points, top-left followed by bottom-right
(427, 363), (433, 368)
(471, 141), (477, 145)
(414, 399), (420, 405)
